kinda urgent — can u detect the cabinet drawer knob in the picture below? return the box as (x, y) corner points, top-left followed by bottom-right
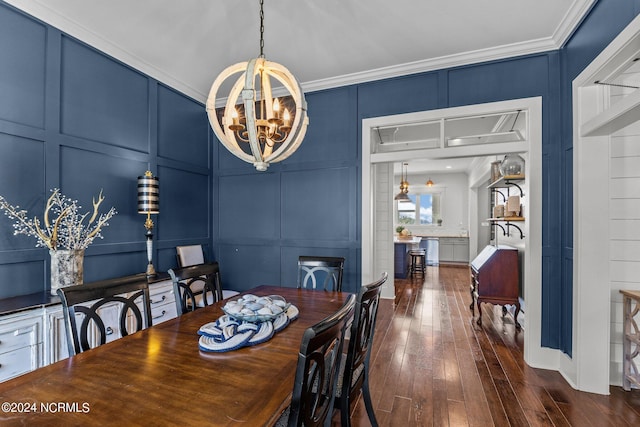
(151, 295), (166, 305)
(152, 310), (166, 320)
(105, 327), (114, 336)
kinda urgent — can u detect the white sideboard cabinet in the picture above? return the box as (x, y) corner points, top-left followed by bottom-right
(0, 309), (44, 382)
(147, 279), (178, 325)
(0, 278), (177, 379)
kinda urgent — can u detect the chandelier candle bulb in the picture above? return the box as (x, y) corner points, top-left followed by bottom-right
(230, 108), (242, 130)
(280, 109), (292, 133)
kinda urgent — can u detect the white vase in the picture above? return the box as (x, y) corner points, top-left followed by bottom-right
(50, 249), (85, 296)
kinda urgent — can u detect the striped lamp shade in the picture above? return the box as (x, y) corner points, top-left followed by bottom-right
(137, 171), (159, 214)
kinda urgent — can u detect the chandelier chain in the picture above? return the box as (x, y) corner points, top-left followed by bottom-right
(259, 0), (265, 58)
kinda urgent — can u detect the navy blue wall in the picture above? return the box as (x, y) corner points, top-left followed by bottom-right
(2, 0), (640, 354)
(556, 0), (640, 355)
(0, 2), (211, 298)
(213, 0), (640, 356)
(213, 85), (359, 292)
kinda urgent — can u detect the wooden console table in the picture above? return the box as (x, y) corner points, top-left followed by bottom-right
(620, 290), (640, 391)
(470, 245), (521, 329)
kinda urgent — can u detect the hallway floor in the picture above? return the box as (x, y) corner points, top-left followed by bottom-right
(337, 265), (640, 426)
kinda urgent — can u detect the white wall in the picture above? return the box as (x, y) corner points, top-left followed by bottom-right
(394, 171), (470, 236)
(468, 157), (494, 260)
(374, 163), (395, 299)
(475, 179), (492, 255)
(609, 82), (640, 385)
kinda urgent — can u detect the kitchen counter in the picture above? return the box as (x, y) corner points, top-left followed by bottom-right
(394, 236), (422, 244)
(415, 231), (468, 238)
(394, 238), (421, 278)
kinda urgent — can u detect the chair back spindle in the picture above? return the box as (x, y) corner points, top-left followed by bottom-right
(297, 256), (345, 292)
(57, 273), (153, 356)
(284, 294), (356, 427)
(168, 262), (224, 314)
(336, 272), (388, 427)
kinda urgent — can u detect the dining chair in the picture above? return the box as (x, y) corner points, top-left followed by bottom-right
(334, 272), (388, 427)
(168, 262), (224, 314)
(176, 244), (239, 298)
(275, 294), (356, 427)
(57, 273), (153, 356)
(297, 256), (345, 291)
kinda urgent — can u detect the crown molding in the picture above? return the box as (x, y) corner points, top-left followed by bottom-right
(552, 0), (597, 47)
(5, 0), (594, 104)
(300, 0), (597, 94)
(300, 37), (560, 94)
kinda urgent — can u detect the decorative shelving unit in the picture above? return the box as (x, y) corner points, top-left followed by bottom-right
(488, 174), (525, 239)
(620, 290), (640, 391)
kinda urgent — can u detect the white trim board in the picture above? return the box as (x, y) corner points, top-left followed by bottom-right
(361, 97), (552, 372)
(572, 13), (640, 395)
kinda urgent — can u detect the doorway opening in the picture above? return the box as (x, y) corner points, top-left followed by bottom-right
(361, 97), (555, 371)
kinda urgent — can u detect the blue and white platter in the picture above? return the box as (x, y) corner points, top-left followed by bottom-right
(221, 294), (291, 323)
(198, 300), (299, 353)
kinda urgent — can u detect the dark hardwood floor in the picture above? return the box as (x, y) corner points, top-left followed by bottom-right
(337, 265), (640, 426)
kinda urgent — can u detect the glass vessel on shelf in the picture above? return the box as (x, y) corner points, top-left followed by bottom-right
(499, 153), (525, 176)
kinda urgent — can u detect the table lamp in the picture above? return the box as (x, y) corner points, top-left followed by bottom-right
(137, 170), (159, 276)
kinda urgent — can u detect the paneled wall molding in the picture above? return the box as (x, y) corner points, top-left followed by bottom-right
(0, 3), (211, 297)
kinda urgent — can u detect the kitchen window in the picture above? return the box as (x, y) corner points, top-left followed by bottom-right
(396, 192), (441, 225)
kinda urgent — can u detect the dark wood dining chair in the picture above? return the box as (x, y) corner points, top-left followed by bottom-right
(168, 262), (224, 314)
(275, 294), (356, 427)
(176, 244), (239, 299)
(57, 273), (153, 356)
(334, 272), (388, 427)
(297, 256), (345, 291)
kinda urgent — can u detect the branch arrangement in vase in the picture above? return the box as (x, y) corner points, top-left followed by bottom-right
(0, 188), (117, 250)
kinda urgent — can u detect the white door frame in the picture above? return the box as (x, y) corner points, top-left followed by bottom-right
(361, 96), (560, 373)
(571, 13), (640, 395)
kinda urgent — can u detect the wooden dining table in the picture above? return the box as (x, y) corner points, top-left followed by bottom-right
(0, 285), (349, 426)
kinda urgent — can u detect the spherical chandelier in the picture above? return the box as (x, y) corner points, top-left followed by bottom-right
(206, 0), (309, 171)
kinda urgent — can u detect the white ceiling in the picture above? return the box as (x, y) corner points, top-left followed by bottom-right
(6, 0), (594, 104)
(5, 0), (593, 175)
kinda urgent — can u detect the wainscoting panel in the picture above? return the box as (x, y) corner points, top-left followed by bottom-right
(218, 172), (280, 241)
(157, 84), (209, 168)
(59, 35), (149, 151)
(0, 260), (45, 298)
(448, 55), (550, 107)
(83, 251), (148, 283)
(217, 244), (281, 292)
(286, 86), (357, 165)
(156, 165), (209, 242)
(357, 72), (440, 118)
(0, 4), (46, 129)
(281, 167), (353, 241)
(0, 133), (45, 251)
(59, 145), (147, 245)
